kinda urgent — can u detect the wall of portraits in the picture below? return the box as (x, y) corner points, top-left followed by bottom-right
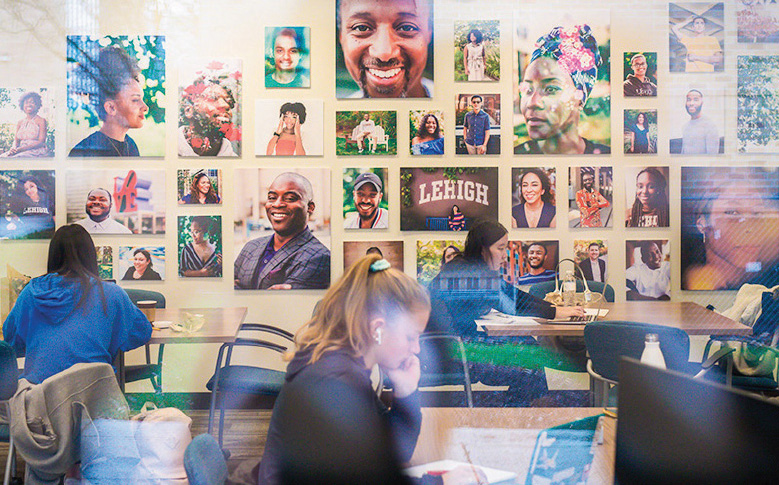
(1, 0), (777, 392)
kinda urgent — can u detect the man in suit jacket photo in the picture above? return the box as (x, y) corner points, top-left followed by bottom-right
(234, 172), (330, 289)
(580, 242), (606, 283)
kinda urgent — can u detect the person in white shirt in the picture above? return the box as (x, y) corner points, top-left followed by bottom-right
(626, 241), (670, 300)
(344, 172), (389, 229)
(354, 114), (375, 153)
(74, 188), (132, 234)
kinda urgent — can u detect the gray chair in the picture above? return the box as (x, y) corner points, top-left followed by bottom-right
(122, 288), (166, 393)
(206, 324), (294, 447)
(584, 320), (730, 406)
(418, 333), (473, 407)
(528, 279), (615, 303)
(1, 341), (19, 485)
(184, 434), (228, 485)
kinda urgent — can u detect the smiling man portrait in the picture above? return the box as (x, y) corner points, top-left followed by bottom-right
(234, 172), (330, 290)
(336, 0), (434, 98)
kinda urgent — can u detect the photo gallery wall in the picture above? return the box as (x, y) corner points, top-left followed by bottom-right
(1, 0), (778, 301)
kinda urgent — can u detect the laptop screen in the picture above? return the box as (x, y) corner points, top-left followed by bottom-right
(615, 358), (779, 484)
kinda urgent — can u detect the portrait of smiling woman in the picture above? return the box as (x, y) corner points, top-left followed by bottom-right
(512, 167), (557, 228)
(265, 27), (310, 88)
(513, 13), (611, 155)
(121, 248), (162, 281)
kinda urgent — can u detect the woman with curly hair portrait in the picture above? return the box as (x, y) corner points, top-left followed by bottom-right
(410, 112), (443, 155)
(512, 168), (556, 228)
(516, 25), (609, 155)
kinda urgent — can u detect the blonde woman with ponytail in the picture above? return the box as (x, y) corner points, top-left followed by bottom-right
(258, 254), (486, 485)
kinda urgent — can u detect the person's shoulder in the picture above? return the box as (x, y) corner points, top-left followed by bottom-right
(583, 138), (610, 154)
(515, 140), (540, 154)
(181, 194), (192, 203)
(303, 232), (331, 257)
(69, 131), (105, 157)
(242, 235), (272, 252)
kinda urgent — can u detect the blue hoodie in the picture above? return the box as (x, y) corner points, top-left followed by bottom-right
(2, 273), (152, 384)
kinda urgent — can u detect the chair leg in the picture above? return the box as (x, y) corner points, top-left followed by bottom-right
(218, 399), (227, 448)
(208, 388), (218, 436)
(4, 435), (14, 485)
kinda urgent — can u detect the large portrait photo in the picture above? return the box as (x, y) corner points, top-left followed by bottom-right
(343, 241), (403, 271)
(410, 109), (444, 155)
(179, 59), (241, 157)
(178, 215), (222, 278)
(0, 88), (54, 158)
(66, 169), (166, 235)
(513, 9), (611, 155)
(738, 56), (779, 154)
(256, 99), (324, 156)
(416, 239), (465, 285)
(233, 168), (330, 290)
(669, 3), (724, 73)
(505, 240), (559, 287)
(400, 167), (498, 231)
(265, 26), (310, 88)
(455, 20), (500, 82)
(681, 167), (779, 291)
(0, 170), (55, 240)
(625, 166), (670, 228)
(336, 110), (396, 155)
(626, 240), (671, 301)
(335, 0), (434, 98)
(511, 167), (557, 229)
(67, 35), (165, 157)
(569, 166), (612, 228)
(455, 94), (500, 155)
(119, 246), (165, 281)
(343, 167), (389, 230)
(737, 0), (779, 43)
(669, 85), (724, 155)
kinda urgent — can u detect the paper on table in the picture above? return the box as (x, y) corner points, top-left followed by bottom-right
(476, 309), (541, 327)
(404, 459), (517, 484)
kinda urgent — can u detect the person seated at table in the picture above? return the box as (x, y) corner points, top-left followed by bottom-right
(257, 254), (484, 485)
(2, 224), (152, 384)
(426, 219), (583, 403)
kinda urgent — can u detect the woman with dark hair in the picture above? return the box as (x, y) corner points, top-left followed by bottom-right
(448, 204), (466, 231)
(628, 112), (650, 154)
(265, 27), (309, 88)
(69, 46), (148, 157)
(1, 91), (50, 158)
(441, 245), (461, 266)
(463, 28), (486, 81)
(426, 220), (583, 403)
(410, 113), (444, 155)
(515, 25), (610, 155)
(512, 168), (556, 228)
(181, 171), (221, 204)
(266, 102), (307, 155)
(122, 248), (162, 281)
(9, 176), (54, 228)
(626, 168), (669, 228)
(180, 216), (222, 277)
(2, 224), (151, 384)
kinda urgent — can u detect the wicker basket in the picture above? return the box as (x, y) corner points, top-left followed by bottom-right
(543, 258), (605, 310)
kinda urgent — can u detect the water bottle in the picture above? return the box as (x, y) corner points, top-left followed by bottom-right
(562, 270), (576, 306)
(640, 333), (667, 369)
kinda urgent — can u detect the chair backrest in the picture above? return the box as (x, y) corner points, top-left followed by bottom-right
(184, 434), (227, 485)
(123, 288), (166, 308)
(584, 320), (690, 382)
(528, 280), (615, 303)
(0, 341), (18, 400)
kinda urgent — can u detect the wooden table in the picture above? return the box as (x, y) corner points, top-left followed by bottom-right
(412, 408), (615, 484)
(481, 301), (751, 338)
(118, 307), (248, 391)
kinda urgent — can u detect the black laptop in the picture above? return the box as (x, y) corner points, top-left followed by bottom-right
(616, 358), (779, 485)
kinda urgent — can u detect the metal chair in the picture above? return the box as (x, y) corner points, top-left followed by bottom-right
(206, 324), (294, 447)
(184, 434), (228, 485)
(122, 288), (166, 393)
(417, 333), (473, 407)
(1, 341), (19, 485)
(583, 320), (729, 407)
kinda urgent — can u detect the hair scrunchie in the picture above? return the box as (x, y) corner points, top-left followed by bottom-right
(530, 24), (601, 106)
(369, 259), (391, 273)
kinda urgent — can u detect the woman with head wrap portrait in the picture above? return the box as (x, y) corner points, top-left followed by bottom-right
(516, 25), (610, 155)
